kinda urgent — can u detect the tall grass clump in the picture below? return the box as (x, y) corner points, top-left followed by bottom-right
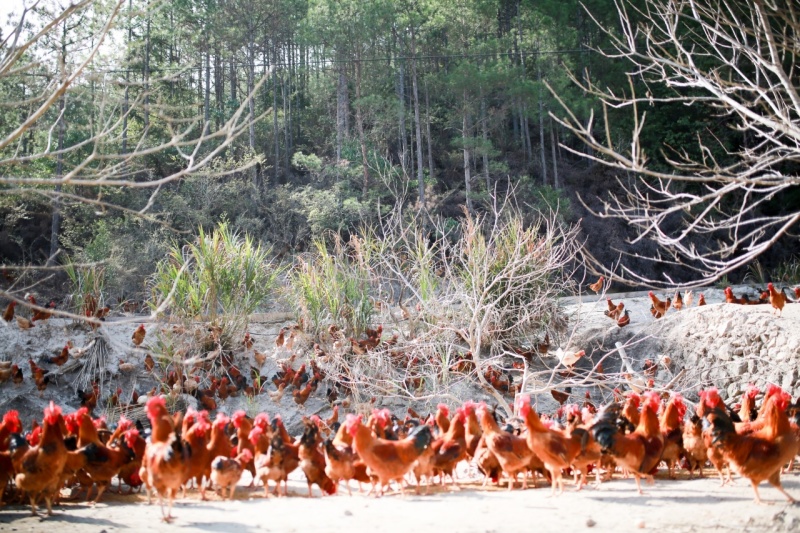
(63, 256), (106, 316)
(149, 221), (283, 346)
(291, 236), (375, 337)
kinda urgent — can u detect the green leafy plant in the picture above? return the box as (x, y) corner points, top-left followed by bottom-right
(63, 255), (105, 315)
(290, 235), (374, 337)
(149, 221), (283, 345)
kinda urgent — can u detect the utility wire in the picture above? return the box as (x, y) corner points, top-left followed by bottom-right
(7, 47), (591, 77)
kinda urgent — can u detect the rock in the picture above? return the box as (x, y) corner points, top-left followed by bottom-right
(782, 370), (796, 391)
(586, 519), (596, 528)
(717, 346), (731, 361)
(717, 321), (733, 336)
(727, 383), (739, 398)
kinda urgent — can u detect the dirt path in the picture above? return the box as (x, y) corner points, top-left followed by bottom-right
(2, 470), (799, 533)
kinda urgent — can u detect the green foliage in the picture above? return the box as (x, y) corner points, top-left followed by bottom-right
(62, 255), (105, 315)
(290, 236), (375, 337)
(530, 184), (572, 219)
(149, 221), (283, 326)
(771, 258), (800, 285)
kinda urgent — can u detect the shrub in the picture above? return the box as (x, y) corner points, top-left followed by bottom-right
(149, 221), (283, 348)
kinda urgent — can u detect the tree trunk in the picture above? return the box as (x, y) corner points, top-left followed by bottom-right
(550, 118), (559, 189)
(424, 78), (435, 185)
(49, 92), (66, 264)
(246, 26), (256, 185)
(354, 51), (370, 196)
(273, 45), (280, 182)
(121, 0), (132, 154)
(282, 73), (290, 180)
(230, 53), (236, 104)
(537, 67), (547, 184)
(49, 24), (68, 265)
(410, 29), (425, 211)
(481, 91), (490, 192)
(523, 104), (532, 170)
(397, 61), (408, 172)
(204, 47), (210, 129)
(463, 90), (473, 213)
(144, 5), (151, 129)
(336, 54), (348, 161)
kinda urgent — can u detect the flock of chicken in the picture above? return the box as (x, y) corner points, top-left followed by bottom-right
(590, 276), (800, 326)
(2, 379), (799, 522)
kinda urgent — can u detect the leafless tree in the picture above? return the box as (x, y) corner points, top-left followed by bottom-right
(549, 0), (800, 287)
(0, 0), (270, 314)
(305, 195), (582, 415)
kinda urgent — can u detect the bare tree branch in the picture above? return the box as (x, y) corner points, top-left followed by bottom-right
(550, 0), (800, 287)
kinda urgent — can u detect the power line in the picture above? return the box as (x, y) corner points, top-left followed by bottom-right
(7, 47), (589, 77)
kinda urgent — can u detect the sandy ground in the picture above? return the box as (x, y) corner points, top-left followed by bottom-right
(2, 468), (800, 533)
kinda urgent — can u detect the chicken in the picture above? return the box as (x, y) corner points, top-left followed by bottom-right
(617, 310), (631, 327)
(590, 391), (665, 494)
(659, 393), (687, 479)
(551, 388), (571, 406)
(0, 365), (13, 383)
(673, 291), (684, 310)
(767, 283), (787, 316)
(1, 301), (15, 323)
(738, 385), (760, 422)
(132, 324), (147, 346)
(473, 434), (502, 486)
(30, 299), (55, 322)
(697, 293), (707, 306)
(562, 406), (603, 490)
(16, 316), (34, 329)
(48, 344), (71, 366)
(344, 413), (433, 496)
(683, 290), (694, 308)
(462, 401), (483, 459)
(621, 392), (642, 429)
(298, 418), (337, 497)
(180, 411), (212, 498)
(476, 403), (534, 490)
(144, 353), (155, 371)
(142, 396), (187, 522)
(271, 414), (300, 479)
(12, 365), (23, 385)
(323, 437), (371, 495)
(206, 413), (234, 486)
(554, 347), (586, 368)
(269, 383), (287, 403)
(682, 415), (706, 479)
(231, 411), (256, 483)
(724, 287), (747, 305)
(648, 292), (671, 319)
(604, 298), (624, 320)
(73, 408), (136, 502)
(517, 394), (584, 494)
(430, 406), (468, 484)
(275, 327), (287, 348)
(77, 382), (100, 412)
(704, 388), (797, 503)
(697, 387), (734, 485)
(241, 332), (254, 351)
(14, 402), (69, 516)
(293, 381), (314, 406)
(117, 429), (147, 493)
(253, 431), (290, 497)
(209, 449), (253, 499)
(0, 410), (22, 503)
(589, 276), (605, 293)
(413, 405), (466, 490)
